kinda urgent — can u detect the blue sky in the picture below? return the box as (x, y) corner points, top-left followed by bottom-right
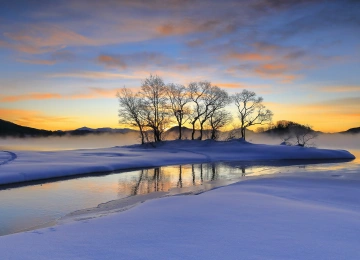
(0, 0), (359, 132)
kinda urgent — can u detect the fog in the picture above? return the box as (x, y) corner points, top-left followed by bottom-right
(248, 132), (360, 150)
(0, 132), (140, 151)
(0, 132), (358, 152)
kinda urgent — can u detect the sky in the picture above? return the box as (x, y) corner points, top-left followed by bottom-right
(0, 0), (359, 133)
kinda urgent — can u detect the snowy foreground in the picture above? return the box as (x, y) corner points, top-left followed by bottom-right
(0, 139), (355, 185)
(1, 173), (360, 259)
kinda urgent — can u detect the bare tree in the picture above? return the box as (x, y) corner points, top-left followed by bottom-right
(233, 89), (273, 140)
(189, 82), (230, 140)
(188, 81), (210, 140)
(166, 83), (191, 139)
(198, 86), (230, 140)
(140, 75), (170, 142)
(290, 124), (318, 147)
(208, 110), (232, 140)
(117, 87), (146, 144)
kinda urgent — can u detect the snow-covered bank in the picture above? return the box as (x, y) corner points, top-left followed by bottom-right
(0, 139), (355, 185)
(1, 174), (360, 259)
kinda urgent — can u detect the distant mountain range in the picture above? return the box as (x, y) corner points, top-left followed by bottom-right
(0, 118), (359, 137)
(76, 126), (135, 134)
(0, 119), (135, 137)
(0, 119), (53, 137)
(340, 127), (360, 134)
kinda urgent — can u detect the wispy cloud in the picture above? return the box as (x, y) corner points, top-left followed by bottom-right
(17, 59), (57, 65)
(97, 52), (171, 70)
(214, 82), (272, 93)
(47, 71), (141, 80)
(224, 52), (272, 62)
(96, 52), (193, 73)
(0, 87), (124, 102)
(0, 93), (62, 102)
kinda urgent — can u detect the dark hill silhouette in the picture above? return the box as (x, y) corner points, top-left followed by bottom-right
(340, 127), (360, 134)
(0, 119), (54, 137)
(2, 118), (355, 138)
(76, 126), (135, 134)
(0, 119), (136, 137)
(164, 126), (198, 139)
(262, 120), (322, 136)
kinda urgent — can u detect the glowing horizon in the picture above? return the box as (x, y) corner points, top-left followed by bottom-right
(1, 0), (359, 133)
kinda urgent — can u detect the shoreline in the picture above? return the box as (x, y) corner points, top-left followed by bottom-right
(2, 166), (360, 259)
(59, 176), (247, 225)
(2, 175), (251, 237)
(3, 157), (359, 237)
(0, 139), (356, 186)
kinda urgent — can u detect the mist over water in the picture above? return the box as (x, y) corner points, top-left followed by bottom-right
(0, 131), (358, 236)
(247, 132), (360, 150)
(0, 132), (358, 152)
(0, 133), (140, 151)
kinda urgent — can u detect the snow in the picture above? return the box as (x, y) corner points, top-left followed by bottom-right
(1, 173), (360, 259)
(0, 139), (355, 185)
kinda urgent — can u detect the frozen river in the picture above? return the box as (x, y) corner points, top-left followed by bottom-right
(0, 149), (358, 236)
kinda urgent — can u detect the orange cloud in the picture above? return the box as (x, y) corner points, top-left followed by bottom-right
(1, 93), (63, 102)
(97, 55), (127, 69)
(4, 25), (94, 51)
(253, 63), (299, 83)
(71, 87), (128, 99)
(214, 82), (272, 94)
(225, 52), (272, 61)
(257, 63), (288, 72)
(215, 82), (246, 89)
(156, 19), (221, 36)
(0, 87), (135, 102)
(157, 24), (178, 36)
(0, 21), (154, 54)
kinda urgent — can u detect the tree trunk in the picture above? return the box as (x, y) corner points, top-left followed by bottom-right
(140, 129), (145, 144)
(178, 122), (182, 140)
(153, 128), (158, 142)
(138, 124), (145, 144)
(241, 127), (246, 140)
(155, 129), (161, 142)
(210, 129), (216, 140)
(191, 123), (196, 140)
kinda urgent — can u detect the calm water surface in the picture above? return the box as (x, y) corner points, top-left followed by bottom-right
(0, 149), (358, 237)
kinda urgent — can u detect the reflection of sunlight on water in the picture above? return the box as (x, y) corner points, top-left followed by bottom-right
(0, 149), (359, 237)
(0, 162), (289, 236)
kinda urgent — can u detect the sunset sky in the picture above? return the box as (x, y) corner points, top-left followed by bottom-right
(0, 0), (359, 132)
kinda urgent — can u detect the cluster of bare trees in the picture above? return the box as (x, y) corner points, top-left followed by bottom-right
(259, 120), (319, 147)
(117, 75), (273, 144)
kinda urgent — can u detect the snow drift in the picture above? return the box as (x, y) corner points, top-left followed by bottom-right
(0, 139), (355, 185)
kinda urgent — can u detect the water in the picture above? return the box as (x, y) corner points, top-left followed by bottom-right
(0, 162), (267, 236)
(0, 151), (359, 237)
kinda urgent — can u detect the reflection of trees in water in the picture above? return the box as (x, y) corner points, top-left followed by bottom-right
(211, 164), (217, 181)
(178, 165), (183, 188)
(116, 163), (248, 197)
(240, 167), (246, 176)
